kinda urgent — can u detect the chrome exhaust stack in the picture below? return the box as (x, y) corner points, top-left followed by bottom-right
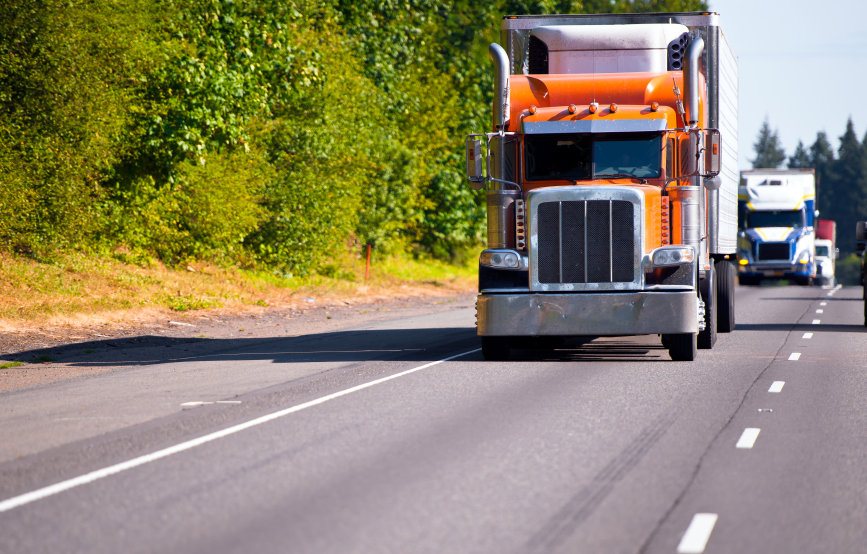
(683, 36), (704, 128)
(487, 43), (518, 249)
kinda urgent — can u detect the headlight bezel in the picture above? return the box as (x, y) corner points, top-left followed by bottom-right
(479, 249), (526, 270)
(650, 246), (695, 267)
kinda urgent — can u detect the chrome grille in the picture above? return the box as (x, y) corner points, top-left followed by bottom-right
(536, 199), (635, 284)
(757, 242), (790, 261)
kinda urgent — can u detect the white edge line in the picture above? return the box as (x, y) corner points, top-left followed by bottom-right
(0, 348), (482, 513)
(677, 513), (719, 553)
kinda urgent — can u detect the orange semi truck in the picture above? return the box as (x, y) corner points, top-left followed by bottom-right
(467, 13), (738, 361)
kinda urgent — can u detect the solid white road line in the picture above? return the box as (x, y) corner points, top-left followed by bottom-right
(736, 428), (761, 449)
(812, 319), (821, 324)
(788, 353), (801, 361)
(0, 348), (481, 513)
(769, 381), (785, 393)
(816, 309), (823, 314)
(677, 513), (719, 553)
(802, 333), (813, 339)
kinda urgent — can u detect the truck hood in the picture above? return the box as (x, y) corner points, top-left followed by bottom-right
(745, 227), (805, 242)
(738, 184), (809, 211)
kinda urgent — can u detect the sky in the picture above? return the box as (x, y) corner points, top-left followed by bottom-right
(708, 0), (867, 169)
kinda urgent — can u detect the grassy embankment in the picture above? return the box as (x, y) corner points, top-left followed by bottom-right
(0, 251), (476, 331)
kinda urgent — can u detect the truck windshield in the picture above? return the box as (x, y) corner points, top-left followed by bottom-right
(746, 210), (805, 228)
(815, 245), (830, 257)
(524, 133), (662, 181)
(594, 135), (662, 178)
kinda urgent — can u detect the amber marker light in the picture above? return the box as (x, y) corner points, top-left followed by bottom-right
(609, 103), (618, 113)
(739, 258), (748, 265)
(650, 102), (659, 112)
(568, 104), (577, 114)
(588, 103), (598, 114)
(528, 105), (537, 115)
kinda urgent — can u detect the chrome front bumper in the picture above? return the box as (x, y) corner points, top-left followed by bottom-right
(477, 291), (698, 336)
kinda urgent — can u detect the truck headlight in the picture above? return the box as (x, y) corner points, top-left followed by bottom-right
(651, 246), (694, 267)
(797, 250), (811, 264)
(480, 249), (522, 269)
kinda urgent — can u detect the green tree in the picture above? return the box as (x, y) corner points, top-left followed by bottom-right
(828, 119), (867, 253)
(787, 140), (811, 169)
(751, 117), (787, 168)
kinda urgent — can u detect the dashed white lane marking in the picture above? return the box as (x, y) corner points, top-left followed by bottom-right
(677, 513), (719, 553)
(736, 428), (761, 449)
(769, 381), (785, 393)
(802, 333), (813, 339)
(820, 302), (827, 306)
(816, 309), (823, 314)
(788, 353), (801, 361)
(0, 348), (481, 513)
(812, 319), (821, 324)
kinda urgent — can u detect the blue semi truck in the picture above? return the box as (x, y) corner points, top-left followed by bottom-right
(737, 169), (817, 286)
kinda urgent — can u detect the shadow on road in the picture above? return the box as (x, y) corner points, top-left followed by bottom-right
(8, 329), (680, 368)
(9, 328), (481, 368)
(735, 323), (866, 333)
(760, 297), (861, 302)
(510, 339), (668, 363)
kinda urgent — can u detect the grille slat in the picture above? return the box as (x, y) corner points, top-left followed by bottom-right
(561, 201), (586, 283)
(611, 200), (635, 282)
(536, 199), (635, 285)
(586, 201), (611, 282)
(537, 202), (561, 283)
(757, 242), (790, 261)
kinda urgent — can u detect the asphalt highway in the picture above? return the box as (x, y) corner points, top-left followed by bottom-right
(1, 284), (865, 553)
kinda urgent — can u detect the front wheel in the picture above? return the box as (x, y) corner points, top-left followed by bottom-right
(666, 333), (697, 361)
(481, 336), (510, 361)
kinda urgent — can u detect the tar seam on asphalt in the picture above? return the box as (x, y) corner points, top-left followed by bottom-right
(523, 411), (678, 554)
(636, 291), (819, 554)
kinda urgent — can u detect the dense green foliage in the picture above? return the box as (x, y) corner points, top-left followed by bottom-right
(0, 0), (706, 275)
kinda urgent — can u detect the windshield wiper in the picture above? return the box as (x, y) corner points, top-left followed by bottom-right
(596, 173), (648, 184)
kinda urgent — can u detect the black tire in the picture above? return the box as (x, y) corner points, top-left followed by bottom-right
(481, 336), (510, 361)
(660, 334), (670, 349)
(667, 333), (697, 361)
(716, 260), (736, 333)
(698, 265), (717, 349)
(863, 279), (867, 327)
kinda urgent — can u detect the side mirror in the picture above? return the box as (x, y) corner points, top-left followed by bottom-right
(704, 176), (721, 191)
(857, 221), (867, 242)
(704, 130), (721, 175)
(466, 138), (484, 190)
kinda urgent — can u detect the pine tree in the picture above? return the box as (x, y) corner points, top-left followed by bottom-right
(751, 117), (787, 168)
(787, 140), (811, 169)
(829, 119), (867, 253)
